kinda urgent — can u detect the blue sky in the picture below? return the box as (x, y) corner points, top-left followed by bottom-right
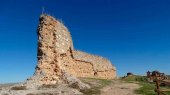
(0, 0), (170, 83)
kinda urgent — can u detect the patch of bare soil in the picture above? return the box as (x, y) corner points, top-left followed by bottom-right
(101, 80), (140, 95)
(0, 79), (140, 95)
(0, 84), (82, 95)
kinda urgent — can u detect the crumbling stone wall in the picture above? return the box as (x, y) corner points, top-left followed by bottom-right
(34, 14), (116, 85)
(72, 50), (116, 79)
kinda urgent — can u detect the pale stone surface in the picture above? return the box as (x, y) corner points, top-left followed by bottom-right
(28, 14), (116, 87)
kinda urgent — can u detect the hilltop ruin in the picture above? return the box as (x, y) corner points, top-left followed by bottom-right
(26, 14), (116, 88)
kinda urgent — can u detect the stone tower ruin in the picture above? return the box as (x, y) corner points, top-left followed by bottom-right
(28, 14), (116, 87)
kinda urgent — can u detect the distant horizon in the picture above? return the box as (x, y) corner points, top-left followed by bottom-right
(0, 0), (170, 83)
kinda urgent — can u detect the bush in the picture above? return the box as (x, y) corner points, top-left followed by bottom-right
(11, 86), (27, 90)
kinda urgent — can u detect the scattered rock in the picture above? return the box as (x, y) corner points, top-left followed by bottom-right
(61, 71), (90, 90)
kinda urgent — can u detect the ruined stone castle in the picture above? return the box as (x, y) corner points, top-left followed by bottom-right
(28, 14), (116, 86)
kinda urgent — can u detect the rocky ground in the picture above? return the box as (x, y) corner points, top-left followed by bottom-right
(0, 83), (82, 95)
(0, 78), (140, 95)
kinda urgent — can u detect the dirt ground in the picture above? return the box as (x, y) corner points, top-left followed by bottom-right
(101, 80), (140, 95)
(0, 79), (140, 95)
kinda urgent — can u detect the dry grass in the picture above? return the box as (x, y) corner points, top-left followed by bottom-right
(38, 84), (58, 90)
(27, 93), (56, 95)
(10, 86), (27, 90)
(80, 78), (112, 95)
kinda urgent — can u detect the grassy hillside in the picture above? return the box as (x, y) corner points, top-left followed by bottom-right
(122, 75), (170, 95)
(122, 75), (148, 82)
